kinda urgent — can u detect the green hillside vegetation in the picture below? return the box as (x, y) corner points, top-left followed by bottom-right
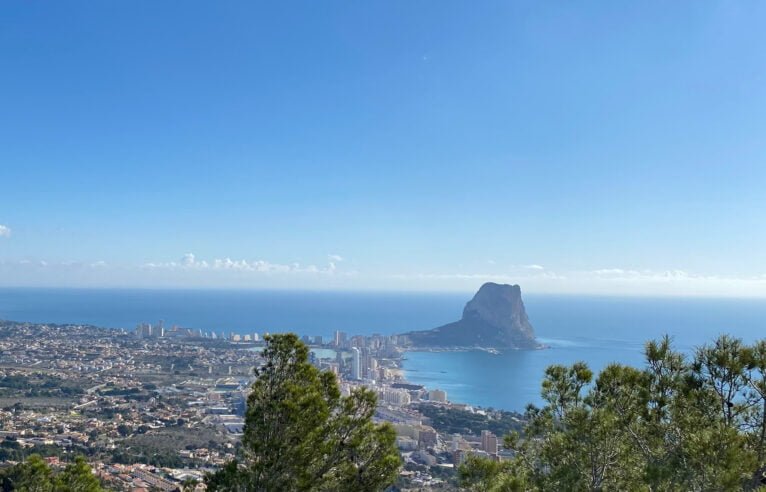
(460, 335), (766, 491)
(412, 403), (524, 437)
(0, 373), (84, 398)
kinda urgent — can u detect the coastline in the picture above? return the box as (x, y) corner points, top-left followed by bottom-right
(399, 343), (549, 354)
(395, 343), (548, 411)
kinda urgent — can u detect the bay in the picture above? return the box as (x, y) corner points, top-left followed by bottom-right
(1, 288), (765, 411)
(403, 295), (766, 410)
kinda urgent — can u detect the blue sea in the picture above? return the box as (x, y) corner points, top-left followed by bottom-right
(1, 288), (765, 411)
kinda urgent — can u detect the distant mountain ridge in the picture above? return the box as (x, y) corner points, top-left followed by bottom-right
(402, 283), (540, 350)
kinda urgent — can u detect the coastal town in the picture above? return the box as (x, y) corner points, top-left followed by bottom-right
(0, 319), (523, 490)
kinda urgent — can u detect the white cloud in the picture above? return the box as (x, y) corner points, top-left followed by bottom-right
(394, 273), (497, 280)
(586, 268), (692, 281)
(391, 268), (566, 282)
(591, 268), (628, 275)
(563, 267), (766, 296)
(328, 254), (344, 262)
(180, 253), (197, 267)
(0, 225), (10, 237)
(0, 254), (353, 289)
(0, 259), (107, 270)
(143, 253), (339, 275)
(3, 251), (766, 297)
(386, 266), (766, 297)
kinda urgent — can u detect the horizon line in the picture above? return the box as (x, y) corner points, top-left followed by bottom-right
(1, 284), (766, 301)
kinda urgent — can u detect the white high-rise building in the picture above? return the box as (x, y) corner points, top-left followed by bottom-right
(451, 433), (462, 452)
(334, 330), (347, 348)
(350, 347), (361, 380)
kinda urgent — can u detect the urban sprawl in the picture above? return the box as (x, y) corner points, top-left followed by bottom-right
(0, 320), (523, 490)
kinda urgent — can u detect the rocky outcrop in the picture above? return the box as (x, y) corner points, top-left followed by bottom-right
(402, 283), (539, 350)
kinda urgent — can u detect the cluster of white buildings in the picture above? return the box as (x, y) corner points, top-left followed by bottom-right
(135, 321), (263, 343)
(377, 387), (412, 406)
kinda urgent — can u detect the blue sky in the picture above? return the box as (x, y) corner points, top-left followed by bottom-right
(1, 1), (765, 295)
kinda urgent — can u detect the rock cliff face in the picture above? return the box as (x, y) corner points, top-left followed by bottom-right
(403, 283), (539, 349)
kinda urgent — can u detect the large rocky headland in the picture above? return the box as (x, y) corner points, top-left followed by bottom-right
(401, 282), (542, 350)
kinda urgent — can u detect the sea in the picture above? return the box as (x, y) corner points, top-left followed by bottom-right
(1, 287), (765, 412)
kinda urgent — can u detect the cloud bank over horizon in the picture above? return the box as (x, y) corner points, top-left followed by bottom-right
(1, 254), (765, 298)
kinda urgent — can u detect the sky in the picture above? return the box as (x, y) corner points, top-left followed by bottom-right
(1, 1), (766, 296)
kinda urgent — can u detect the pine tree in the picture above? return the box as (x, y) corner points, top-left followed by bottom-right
(56, 455), (105, 492)
(0, 454), (54, 492)
(460, 335), (766, 491)
(0, 454), (103, 492)
(206, 333), (400, 491)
